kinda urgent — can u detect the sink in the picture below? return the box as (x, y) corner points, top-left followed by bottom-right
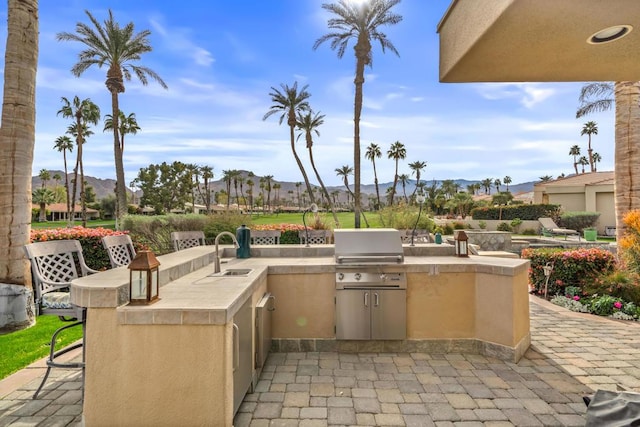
(212, 268), (253, 277)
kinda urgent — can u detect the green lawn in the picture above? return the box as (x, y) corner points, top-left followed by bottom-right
(31, 219), (116, 230)
(0, 316), (83, 380)
(248, 211), (383, 229)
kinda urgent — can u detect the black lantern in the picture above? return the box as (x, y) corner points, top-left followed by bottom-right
(454, 230), (469, 257)
(128, 250), (161, 305)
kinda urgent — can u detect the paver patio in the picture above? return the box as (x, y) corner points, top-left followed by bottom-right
(2, 296), (640, 426)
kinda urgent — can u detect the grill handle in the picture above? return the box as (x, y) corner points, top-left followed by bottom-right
(336, 255), (403, 264)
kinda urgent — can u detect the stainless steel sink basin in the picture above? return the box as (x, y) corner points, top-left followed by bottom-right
(215, 268), (253, 277)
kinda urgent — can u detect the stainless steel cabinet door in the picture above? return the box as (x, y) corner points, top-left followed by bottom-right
(233, 298), (253, 415)
(371, 289), (406, 340)
(336, 289), (370, 340)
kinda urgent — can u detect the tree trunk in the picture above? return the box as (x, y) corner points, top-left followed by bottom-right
(614, 81), (640, 242)
(308, 146), (339, 227)
(63, 151), (71, 226)
(373, 159), (381, 210)
(0, 0), (38, 299)
(353, 58), (365, 228)
(288, 123), (315, 205)
(111, 90), (127, 227)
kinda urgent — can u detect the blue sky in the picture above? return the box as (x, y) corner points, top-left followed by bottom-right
(1, 1), (615, 188)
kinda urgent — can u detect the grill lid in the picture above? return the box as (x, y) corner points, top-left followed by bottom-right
(334, 229), (404, 264)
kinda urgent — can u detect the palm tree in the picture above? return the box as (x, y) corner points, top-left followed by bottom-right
(32, 188), (56, 222)
(264, 175), (274, 212)
(408, 160), (427, 198)
(57, 9), (168, 225)
(398, 173), (410, 203)
(263, 82), (315, 204)
(387, 141), (406, 205)
(0, 0), (38, 313)
(577, 81), (640, 241)
(539, 175), (553, 182)
(314, 0), (402, 227)
(592, 152), (602, 172)
(222, 170), (232, 209)
(481, 178), (492, 195)
(569, 145), (581, 175)
(335, 165), (355, 202)
(494, 178), (502, 193)
(58, 96), (100, 227)
(103, 110), (140, 154)
(579, 156), (589, 173)
(246, 179), (255, 213)
(295, 182), (302, 209)
(365, 143), (383, 209)
(503, 176), (512, 192)
(581, 121), (598, 172)
(296, 110), (340, 226)
(38, 169), (50, 189)
(54, 135), (74, 225)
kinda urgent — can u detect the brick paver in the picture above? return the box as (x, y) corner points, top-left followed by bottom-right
(4, 296), (640, 425)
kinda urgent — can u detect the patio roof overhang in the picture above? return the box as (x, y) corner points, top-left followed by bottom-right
(437, 0), (640, 83)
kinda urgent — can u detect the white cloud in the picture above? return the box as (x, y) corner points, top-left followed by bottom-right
(149, 15), (214, 67)
(475, 83), (556, 108)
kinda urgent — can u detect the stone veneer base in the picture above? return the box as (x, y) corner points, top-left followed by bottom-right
(272, 334), (531, 363)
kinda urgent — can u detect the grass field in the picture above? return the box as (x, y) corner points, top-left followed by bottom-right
(248, 211), (383, 229)
(0, 316), (84, 380)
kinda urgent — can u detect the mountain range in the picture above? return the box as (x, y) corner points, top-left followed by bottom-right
(32, 170), (536, 202)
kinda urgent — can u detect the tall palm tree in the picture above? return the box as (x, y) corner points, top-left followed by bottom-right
(57, 9), (167, 225)
(246, 179), (254, 213)
(335, 165), (355, 202)
(365, 143), (383, 209)
(539, 175), (553, 182)
(0, 0), (39, 304)
(296, 110), (340, 226)
(576, 81), (640, 242)
(263, 82), (315, 204)
(503, 176), (512, 192)
(578, 156), (589, 174)
(387, 141), (406, 205)
(408, 160), (427, 198)
(103, 110), (140, 154)
(314, 0), (402, 227)
(580, 121), (598, 172)
(32, 188), (56, 222)
(38, 169), (50, 189)
(54, 135), (74, 225)
(569, 145), (581, 175)
(264, 175), (274, 212)
(494, 178), (502, 193)
(481, 178), (492, 195)
(58, 96), (100, 227)
(295, 182), (302, 208)
(398, 173), (410, 203)
(592, 152), (602, 172)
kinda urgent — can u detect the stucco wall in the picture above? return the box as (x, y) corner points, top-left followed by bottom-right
(83, 309), (232, 427)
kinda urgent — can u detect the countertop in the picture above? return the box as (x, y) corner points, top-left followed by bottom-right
(71, 245), (529, 326)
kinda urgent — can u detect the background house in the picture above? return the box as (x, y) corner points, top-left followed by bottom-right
(533, 172), (614, 234)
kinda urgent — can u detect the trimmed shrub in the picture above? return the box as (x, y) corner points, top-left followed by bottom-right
(377, 205), (435, 231)
(558, 211), (600, 232)
(496, 222), (512, 232)
(471, 204), (560, 221)
(522, 247), (616, 296)
(521, 228), (537, 236)
(30, 226), (127, 270)
(253, 223), (305, 245)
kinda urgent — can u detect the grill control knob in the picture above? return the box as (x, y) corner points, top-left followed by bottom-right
(355, 273), (361, 281)
(337, 273), (344, 281)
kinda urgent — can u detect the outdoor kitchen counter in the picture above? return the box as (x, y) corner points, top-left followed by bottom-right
(71, 249), (529, 325)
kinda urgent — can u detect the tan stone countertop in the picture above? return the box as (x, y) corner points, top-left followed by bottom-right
(71, 245), (529, 326)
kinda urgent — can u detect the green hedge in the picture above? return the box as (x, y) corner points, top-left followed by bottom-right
(522, 247), (616, 296)
(470, 204), (560, 220)
(558, 211), (600, 232)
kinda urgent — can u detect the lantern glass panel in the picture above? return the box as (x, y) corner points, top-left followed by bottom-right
(151, 269), (158, 299)
(131, 270), (148, 299)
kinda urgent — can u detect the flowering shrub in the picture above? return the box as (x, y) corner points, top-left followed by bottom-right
(550, 295), (590, 313)
(619, 210), (640, 275)
(30, 226), (127, 270)
(253, 223), (306, 244)
(522, 247), (616, 296)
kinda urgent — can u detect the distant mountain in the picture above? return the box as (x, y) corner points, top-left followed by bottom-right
(32, 170), (536, 202)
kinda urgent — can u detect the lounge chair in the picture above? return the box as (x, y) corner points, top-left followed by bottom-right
(170, 231), (206, 251)
(539, 217), (580, 240)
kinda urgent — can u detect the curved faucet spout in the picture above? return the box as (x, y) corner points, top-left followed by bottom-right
(214, 232), (239, 273)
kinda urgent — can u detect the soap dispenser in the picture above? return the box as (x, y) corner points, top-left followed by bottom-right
(236, 224), (251, 258)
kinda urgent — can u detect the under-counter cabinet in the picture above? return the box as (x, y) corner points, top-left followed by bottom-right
(335, 288), (406, 340)
(233, 297), (253, 415)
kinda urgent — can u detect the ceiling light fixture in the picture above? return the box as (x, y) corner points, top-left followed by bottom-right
(588, 25), (633, 44)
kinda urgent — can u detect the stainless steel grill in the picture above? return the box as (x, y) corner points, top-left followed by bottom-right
(334, 229), (407, 340)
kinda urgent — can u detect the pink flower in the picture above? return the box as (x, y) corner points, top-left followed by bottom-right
(573, 296), (580, 301)
(614, 301), (623, 309)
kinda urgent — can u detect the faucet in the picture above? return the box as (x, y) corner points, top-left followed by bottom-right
(214, 231), (239, 273)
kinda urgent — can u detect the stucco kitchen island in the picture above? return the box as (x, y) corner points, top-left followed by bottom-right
(71, 244), (530, 426)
